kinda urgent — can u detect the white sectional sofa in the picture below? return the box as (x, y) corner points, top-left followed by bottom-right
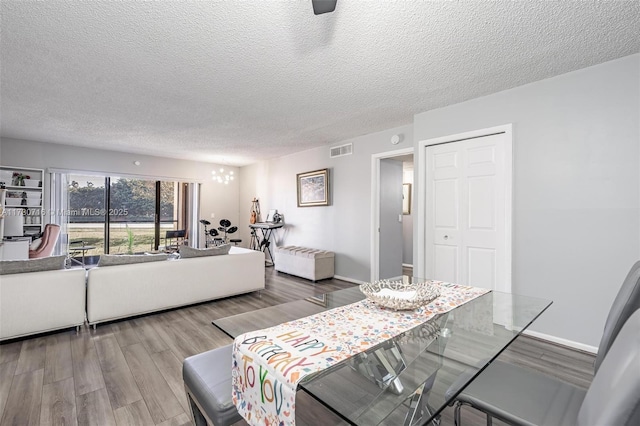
(86, 246), (265, 325)
(0, 268), (87, 341)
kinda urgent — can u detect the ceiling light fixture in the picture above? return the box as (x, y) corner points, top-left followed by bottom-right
(212, 168), (234, 185)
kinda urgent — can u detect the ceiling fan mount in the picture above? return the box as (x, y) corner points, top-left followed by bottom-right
(312, 0), (337, 15)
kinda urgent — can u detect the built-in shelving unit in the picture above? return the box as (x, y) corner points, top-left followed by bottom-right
(0, 165), (44, 238)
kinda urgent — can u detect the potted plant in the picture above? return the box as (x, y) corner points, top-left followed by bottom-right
(12, 172), (29, 186)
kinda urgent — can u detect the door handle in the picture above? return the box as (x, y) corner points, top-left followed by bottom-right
(443, 235), (449, 240)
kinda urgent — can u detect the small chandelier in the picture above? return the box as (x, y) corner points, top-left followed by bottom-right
(212, 168), (234, 184)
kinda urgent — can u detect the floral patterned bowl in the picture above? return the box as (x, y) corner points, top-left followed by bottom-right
(360, 280), (440, 310)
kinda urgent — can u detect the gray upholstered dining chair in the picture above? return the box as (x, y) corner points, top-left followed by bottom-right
(447, 260), (640, 425)
(453, 308), (640, 426)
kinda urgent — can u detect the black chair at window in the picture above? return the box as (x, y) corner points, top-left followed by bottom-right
(164, 229), (186, 253)
(68, 239), (97, 268)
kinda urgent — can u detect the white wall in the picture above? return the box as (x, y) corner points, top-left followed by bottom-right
(238, 161), (271, 249)
(3, 54), (636, 349)
(240, 124), (414, 281)
(413, 54), (640, 347)
(0, 138), (240, 247)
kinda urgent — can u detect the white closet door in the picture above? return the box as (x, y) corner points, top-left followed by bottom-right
(425, 133), (507, 291)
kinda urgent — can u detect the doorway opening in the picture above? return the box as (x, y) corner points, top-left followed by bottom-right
(371, 148), (414, 282)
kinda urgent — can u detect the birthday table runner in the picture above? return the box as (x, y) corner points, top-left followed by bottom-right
(231, 282), (490, 426)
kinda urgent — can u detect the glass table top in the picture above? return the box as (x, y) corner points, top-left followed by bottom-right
(213, 278), (552, 425)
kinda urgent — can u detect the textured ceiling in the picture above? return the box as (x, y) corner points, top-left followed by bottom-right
(1, 1), (638, 166)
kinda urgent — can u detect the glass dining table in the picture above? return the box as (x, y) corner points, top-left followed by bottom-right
(213, 278), (552, 426)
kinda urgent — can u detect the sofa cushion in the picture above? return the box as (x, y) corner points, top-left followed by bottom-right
(179, 244), (231, 258)
(97, 253), (168, 267)
(0, 255), (67, 275)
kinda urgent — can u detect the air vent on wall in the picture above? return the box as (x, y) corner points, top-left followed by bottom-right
(330, 143), (353, 158)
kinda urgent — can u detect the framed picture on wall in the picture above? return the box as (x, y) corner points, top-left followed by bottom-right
(297, 168), (329, 207)
(403, 183), (411, 214)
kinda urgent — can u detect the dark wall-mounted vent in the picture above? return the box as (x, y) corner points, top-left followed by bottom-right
(330, 143), (353, 158)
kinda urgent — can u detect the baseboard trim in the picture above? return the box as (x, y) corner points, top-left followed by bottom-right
(402, 263), (413, 268)
(523, 330), (598, 354)
(333, 275), (365, 285)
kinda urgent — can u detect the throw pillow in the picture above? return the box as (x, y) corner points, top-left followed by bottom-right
(97, 253), (168, 267)
(30, 238), (43, 251)
(179, 244), (231, 258)
(0, 255), (67, 275)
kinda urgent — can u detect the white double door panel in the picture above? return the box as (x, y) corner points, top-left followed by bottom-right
(425, 133), (507, 291)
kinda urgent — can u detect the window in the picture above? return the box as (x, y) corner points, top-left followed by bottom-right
(64, 175), (187, 258)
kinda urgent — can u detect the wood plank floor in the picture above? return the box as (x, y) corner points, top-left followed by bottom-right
(0, 268), (595, 426)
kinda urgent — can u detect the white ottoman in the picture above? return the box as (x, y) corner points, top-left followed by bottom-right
(274, 246), (335, 282)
